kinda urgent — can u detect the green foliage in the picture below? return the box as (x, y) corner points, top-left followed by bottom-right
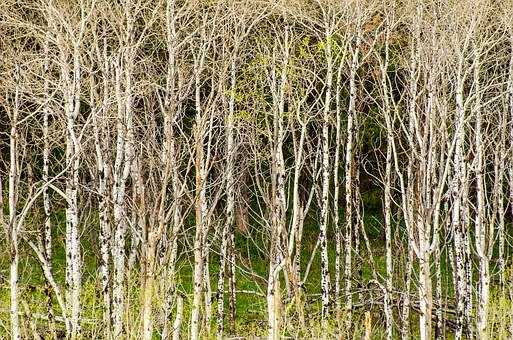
(487, 291), (512, 340)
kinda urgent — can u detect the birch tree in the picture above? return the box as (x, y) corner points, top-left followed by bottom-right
(344, 8), (362, 332)
(42, 1), (94, 336)
(266, 21), (291, 340)
(3, 63), (22, 340)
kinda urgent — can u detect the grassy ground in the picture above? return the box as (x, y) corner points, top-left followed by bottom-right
(1, 209), (512, 338)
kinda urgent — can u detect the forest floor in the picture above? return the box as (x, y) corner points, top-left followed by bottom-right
(0, 211), (511, 338)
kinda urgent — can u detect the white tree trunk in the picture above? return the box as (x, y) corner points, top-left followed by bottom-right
(474, 53), (489, 340)
(380, 14), (394, 338)
(111, 51), (134, 337)
(452, 61), (466, 340)
(319, 23), (333, 326)
(344, 28), (360, 332)
(383, 107), (394, 340)
(418, 219), (432, 340)
(191, 51), (209, 340)
(218, 56), (236, 338)
(400, 244), (413, 340)
(10, 247), (19, 340)
(42, 35), (58, 336)
(333, 50), (345, 326)
(8, 67), (20, 339)
(63, 44), (83, 340)
(91, 49), (113, 334)
(507, 34), (513, 338)
(172, 295), (184, 340)
(267, 26), (290, 340)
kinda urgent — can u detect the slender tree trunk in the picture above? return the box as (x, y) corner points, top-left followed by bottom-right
(267, 27), (289, 340)
(497, 142), (506, 290)
(418, 53), (435, 340)
(289, 107), (308, 328)
(191, 53), (208, 340)
(507, 34), (513, 338)
(91, 43), (113, 334)
(42, 36), (58, 338)
(452, 59), (466, 340)
(434, 233), (443, 340)
(111, 49), (134, 337)
(319, 23), (333, 327)
(474, 54), (489, 339)
(10, 243), (19, 340)
(218, 56), (236, 338)
(383, 102), (394, 340)
(172, 295), (184, 340)
(462, 174), (473, 339)
(63, 43), (83, 340)
(7, 65), (21, 340)
(142, 232), (156, 340)
(333, 45), (345, 327)
(381, 14), (394, 338)
(228, 229), (236, 333)
(344, 28), (360, 333)
(418, 218), (432, 340)
(401, 243), (413, 340)
(204, 248), (212, 335)
(495, 88), (507, 291)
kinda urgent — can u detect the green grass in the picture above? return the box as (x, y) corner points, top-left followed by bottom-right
(1, 211), (513, 338)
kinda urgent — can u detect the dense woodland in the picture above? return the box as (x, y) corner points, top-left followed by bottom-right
(2, 0), (513, 339)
